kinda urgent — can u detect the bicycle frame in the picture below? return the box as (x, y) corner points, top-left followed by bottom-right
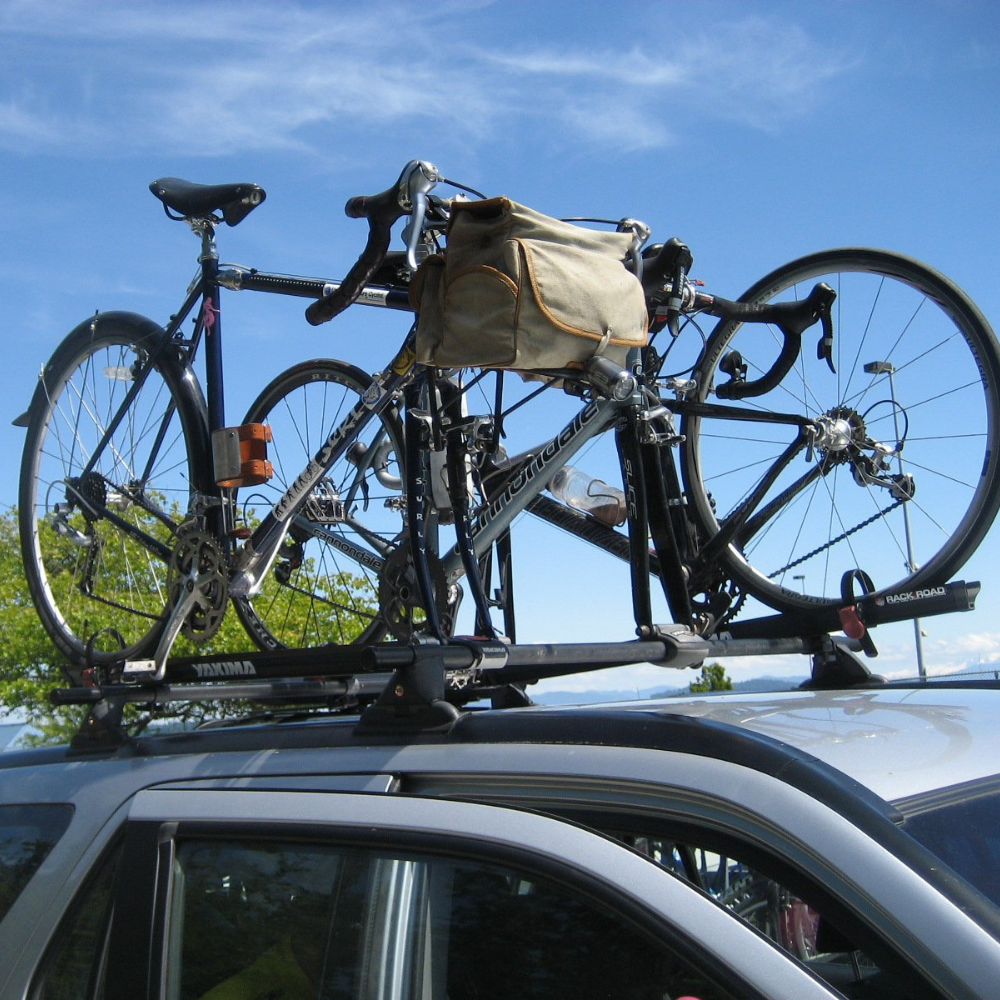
(130, 225), (654, 611)
(22, 168), (995, 697)
(448, 392), (622, 580)
(98, 227), (719, 662)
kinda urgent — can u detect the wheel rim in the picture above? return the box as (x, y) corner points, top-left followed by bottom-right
(682, 249), (1000, 609)
(234, 363), (406, 649)
(21, 331), (195, 663)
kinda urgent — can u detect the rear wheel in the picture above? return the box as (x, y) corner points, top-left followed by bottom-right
(232, 360), (406, 649)
(682, 248), (1000, 611)
(18, 314), (205, 672)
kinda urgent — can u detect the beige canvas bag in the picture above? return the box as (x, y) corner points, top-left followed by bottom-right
(411, 197), (649, 370)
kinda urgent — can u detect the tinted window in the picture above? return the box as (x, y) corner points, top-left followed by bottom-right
(32, 843), (121, 1000)
(901, 783), (1000, 907)
(621, 836), (940, 1000)
(167, 839), (736, 1000)
(0, 803), (73, 923)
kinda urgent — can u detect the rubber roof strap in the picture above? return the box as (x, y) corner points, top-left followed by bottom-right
(838, 568), (879, 658)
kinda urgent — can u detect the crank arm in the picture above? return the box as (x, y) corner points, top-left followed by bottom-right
(121, 569), (207, 683)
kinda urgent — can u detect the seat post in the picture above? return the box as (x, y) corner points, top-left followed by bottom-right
(193, 218), (226, 435)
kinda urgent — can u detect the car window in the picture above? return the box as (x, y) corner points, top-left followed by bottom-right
(898, 778), (1000, 908)
(31, 841), (121, 1000)
(624, 836), (939, 1000)
(166, 838), (740, 1000)
(0, 803), (73, 924)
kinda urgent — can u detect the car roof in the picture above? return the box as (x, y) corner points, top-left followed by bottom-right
(5, 680), (998, 807)
(612, 685), (1000, 802)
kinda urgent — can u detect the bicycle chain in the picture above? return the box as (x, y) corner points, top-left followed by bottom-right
(768, 498), (905, 579)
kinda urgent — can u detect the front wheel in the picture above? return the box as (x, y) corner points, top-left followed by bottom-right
(682, 248), (1000, 612)
(18, 313), (207, 671)
(232, 360), (406, 649)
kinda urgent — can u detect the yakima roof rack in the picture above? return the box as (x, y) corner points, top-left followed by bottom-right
(53, 627), (870, 749)
(52, 579), (980, 749)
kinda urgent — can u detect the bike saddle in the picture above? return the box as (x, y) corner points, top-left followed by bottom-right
(149, 177), (266, 226)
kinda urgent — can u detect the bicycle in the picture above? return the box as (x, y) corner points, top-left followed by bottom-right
(17, 161), (1000, 683)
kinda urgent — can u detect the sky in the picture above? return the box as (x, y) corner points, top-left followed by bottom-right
(2, 0), (999, 696)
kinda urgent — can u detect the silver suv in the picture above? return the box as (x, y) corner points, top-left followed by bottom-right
(3, 679), (1000, 1000)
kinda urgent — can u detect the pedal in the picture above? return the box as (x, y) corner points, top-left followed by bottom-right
(302, 480), (346, 523)
(121, 659), (157, 681)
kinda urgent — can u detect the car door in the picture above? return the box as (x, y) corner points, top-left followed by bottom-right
(32, 787), (843, 1000)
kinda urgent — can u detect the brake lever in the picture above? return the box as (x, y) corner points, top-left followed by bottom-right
(402, 161), (441, 272)
(816, 298), (836, 374)
(617, 217), (651, 282)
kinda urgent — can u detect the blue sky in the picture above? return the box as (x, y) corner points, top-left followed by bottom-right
(2, 0), (999, 693)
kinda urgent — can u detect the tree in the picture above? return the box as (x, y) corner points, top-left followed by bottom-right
(689, 662), (733, 694)
(0, 506), (371, 744)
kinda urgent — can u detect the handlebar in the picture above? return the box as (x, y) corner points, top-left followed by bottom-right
(305, 160), (440, 326)
(701, 282), (837, 399)
(306, 166), (836, 402)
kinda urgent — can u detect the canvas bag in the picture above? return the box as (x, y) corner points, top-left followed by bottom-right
(411, 197), (649, 370)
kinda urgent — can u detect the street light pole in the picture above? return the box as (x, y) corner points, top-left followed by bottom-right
(864, 360), (927, 680)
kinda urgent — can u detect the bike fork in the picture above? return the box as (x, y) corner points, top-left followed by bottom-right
(618, 412), (695, 633)
(618, 417), (652, 631)
(404, 371), (498, 642)
(404, 375), (448, 640)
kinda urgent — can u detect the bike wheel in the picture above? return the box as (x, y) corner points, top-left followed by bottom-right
(18, 312), (207, 669)
(682, 248), (1000, 612)
(232, 360), (406, 649)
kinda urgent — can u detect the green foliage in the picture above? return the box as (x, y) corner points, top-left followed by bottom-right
(689, 662), (734, 694)
(0, 508), (86, 740)
(0, 505), (373, 745)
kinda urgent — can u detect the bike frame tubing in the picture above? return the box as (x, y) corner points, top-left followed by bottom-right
(442, 392), (626, 585)
(74, 282), (206, 488)
(230, 349), (413, 597)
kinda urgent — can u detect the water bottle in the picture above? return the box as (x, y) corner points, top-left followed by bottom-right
(548, 466), (627, 527)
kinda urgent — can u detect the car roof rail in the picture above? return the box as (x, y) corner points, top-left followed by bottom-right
(51, 625), (897, 747)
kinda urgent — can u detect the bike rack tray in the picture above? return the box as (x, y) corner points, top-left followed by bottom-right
(52, 578), (979, 744)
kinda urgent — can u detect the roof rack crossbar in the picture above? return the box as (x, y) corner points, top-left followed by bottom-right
(52, 577), (981, 741)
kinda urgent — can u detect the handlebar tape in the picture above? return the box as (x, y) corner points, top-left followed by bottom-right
(708, 283), (836, 400)
(305, 185), (407, 326)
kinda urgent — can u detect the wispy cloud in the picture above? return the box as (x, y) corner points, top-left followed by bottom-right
(0, 1), (854, 159)
(0, 95), (64, 145)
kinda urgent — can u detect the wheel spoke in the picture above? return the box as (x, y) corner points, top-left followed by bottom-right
(682, 249), (1000, 611)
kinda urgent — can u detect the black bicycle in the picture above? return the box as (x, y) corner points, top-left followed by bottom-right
(17, 161), (1000, 678)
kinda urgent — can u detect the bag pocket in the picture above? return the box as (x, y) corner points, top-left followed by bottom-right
(515, 238), (649, 368)
(439, 255), (521, 368)
(415, 241), (522, 368)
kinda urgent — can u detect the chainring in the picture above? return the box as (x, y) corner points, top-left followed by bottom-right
(378, 543), (456, 642)
(167, 523), (229, 642)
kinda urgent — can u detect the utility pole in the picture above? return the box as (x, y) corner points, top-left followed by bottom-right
(864, 360), (927, 680)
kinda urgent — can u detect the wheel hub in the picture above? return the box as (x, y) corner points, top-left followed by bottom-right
(813, 407), (866, 459)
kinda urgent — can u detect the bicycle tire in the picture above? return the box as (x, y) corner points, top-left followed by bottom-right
(18, 312), (209, 670)
(681, 248), (1000, 613)
(232, 359), (406, 649)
